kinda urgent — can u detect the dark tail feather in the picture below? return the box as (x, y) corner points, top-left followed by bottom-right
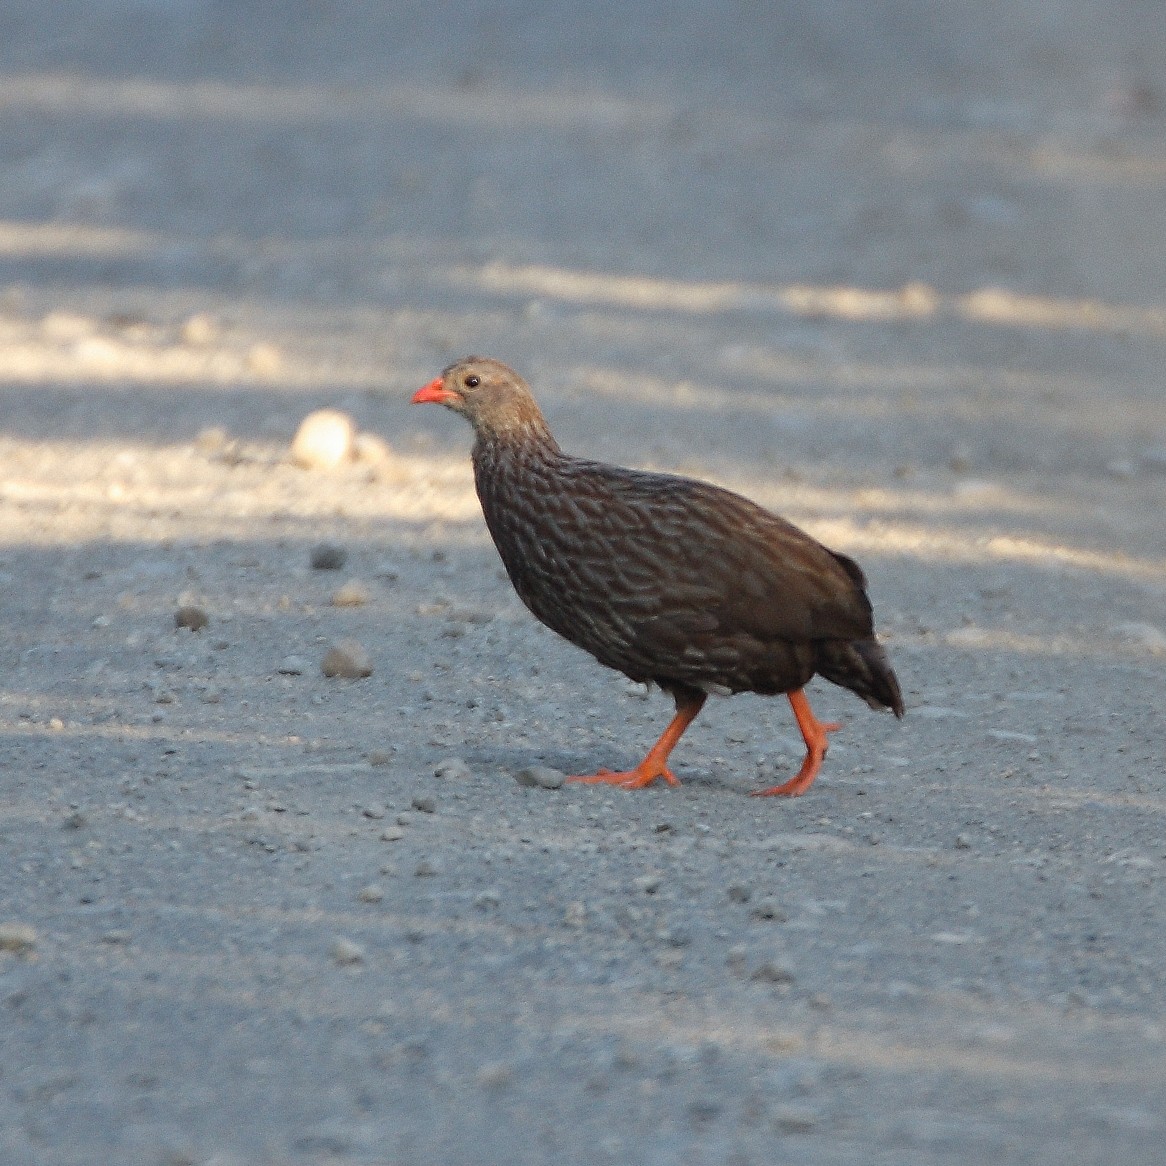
(817, 638), (905, 718)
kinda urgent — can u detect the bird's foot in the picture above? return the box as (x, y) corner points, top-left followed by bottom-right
(750, 717), (841, 798)
(567, 765), (680, 790)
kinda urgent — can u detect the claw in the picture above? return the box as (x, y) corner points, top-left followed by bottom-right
(567, 695), (704, 792)
(568, 765), (680, 789)
(750, 690), (840, 798)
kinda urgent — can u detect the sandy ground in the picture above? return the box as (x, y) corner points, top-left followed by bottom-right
(1, 2), (1166, 1163)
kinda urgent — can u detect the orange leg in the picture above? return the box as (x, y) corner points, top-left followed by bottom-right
(568, 693), (707, 790)
(750, 688), (842, 798)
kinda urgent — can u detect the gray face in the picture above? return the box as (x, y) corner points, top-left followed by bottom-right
(438, 357), (539, 434)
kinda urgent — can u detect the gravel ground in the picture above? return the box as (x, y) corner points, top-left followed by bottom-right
(2, 3), (1166, 1164)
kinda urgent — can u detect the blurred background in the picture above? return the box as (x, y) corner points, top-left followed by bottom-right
(0, 0), (1163, 471)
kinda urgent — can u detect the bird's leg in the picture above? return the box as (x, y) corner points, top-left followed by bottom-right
(568, 692), (707, 790)
(750, 689), (842, 798)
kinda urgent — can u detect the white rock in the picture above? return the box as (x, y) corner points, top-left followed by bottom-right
(331, 579), (370, 607)
(291, 409), (355, 469)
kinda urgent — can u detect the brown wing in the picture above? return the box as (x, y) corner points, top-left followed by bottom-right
(475, 449), (873, 687)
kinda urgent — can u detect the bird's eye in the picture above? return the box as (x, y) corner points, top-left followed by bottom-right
(464, 375), (480, 389)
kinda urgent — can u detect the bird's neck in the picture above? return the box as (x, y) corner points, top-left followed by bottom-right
(471, 419), (564, 526)
(473, 414), (561, 466)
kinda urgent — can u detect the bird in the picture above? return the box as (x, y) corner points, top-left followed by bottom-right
(412, 356), (903, 797)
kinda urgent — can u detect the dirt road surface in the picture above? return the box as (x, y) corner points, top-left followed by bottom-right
(1, 3), (1165, 1163)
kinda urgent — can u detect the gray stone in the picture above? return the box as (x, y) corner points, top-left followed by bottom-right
(322, 639), (373, 679)
(434, 757), (471, 781)
(175, 605), (209, 632)
(515, 765), (566, 789)
(309, 542), (348, 570)
(331, 937), (365, 965)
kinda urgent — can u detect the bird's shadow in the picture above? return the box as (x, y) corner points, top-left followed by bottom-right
(463, 743), (744, 794)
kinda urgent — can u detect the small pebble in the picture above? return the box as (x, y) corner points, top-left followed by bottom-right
(955, 833), (972, 850)
(396, 812), (412, 826)
(291, 408), (353, 468)
(361, 804), (386, 820)
(195, 425), (230, 452)
(474, 890), (501, 910)
(101, 929), (132, 946)
(175, 605), (209, 632)
(434, 757), (471, 781)
(353, 432), (393, 465)
(948, 445), (973, 473)
(309, 542), (348, 570)
(0, 923), (37, 954)
(246, 342), (283, 378)
(357, 884), (385, 904)
(412, 795), (436, 814)
(514, 765), (566, 790)
(563, 901), (587, 928)
(727, 884), (752, 903)
(278, 655), (308, 676)
(63, 810), (88, 830)
(415, 860), (439, 878)
(773, 1104), (819, 1134)
(331, 937), (365, 965)
(331, 579), (369, 607)
(751, 959), (796, 985)
(476, 1062), (513, 1089)
(633, 874), (662, 895)
(180, 312), (219, 346)
(322, 639), (373, 679)
(688, 1099), (721, 1124)
(380, 826), (405, 842)
(750, 898), (789, 922)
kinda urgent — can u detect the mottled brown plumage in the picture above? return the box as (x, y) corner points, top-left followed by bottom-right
(412, 356), (903, 796)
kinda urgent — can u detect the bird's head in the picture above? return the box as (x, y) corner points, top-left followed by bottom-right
(412, 356), (548, 439)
